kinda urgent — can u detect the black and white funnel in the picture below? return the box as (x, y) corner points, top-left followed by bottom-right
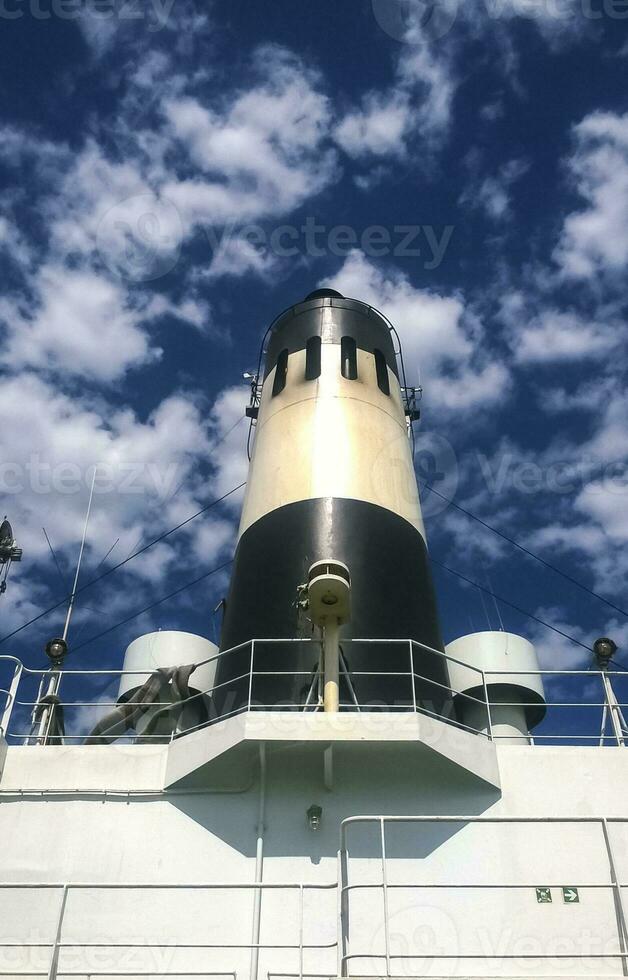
(215, 289), (448, 714)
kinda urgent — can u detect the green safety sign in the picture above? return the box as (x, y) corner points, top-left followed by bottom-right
(563, 887), (580, 903)
(536, 887), (552, 903)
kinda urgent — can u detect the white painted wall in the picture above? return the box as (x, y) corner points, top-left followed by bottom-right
(0, 738), (627, 980)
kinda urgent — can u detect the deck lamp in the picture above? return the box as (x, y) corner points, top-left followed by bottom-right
(45, 637), (68, 666)
(593, 637), (617, 670)
(307, 804), (322, 831)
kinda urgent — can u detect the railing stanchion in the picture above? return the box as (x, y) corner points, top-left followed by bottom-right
(602, 818), (628, 975)
(338, 830), (349, 977)
(298, 883), (304, 980)
(380, 817), (391, 976)
(248, 641), (255, 711)
(47, 884), (68, 980)
(1, 660), (22, 739)
(482, 669), (493, 741)
(409, 641), (417, 713)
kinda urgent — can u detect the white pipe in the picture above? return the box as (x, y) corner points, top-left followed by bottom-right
(323, 619), (340, 712)
(249, 742), (267, 980)
(462, 699), (531, 744)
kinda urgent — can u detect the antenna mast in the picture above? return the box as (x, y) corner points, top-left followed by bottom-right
(34, 467), (97, 744)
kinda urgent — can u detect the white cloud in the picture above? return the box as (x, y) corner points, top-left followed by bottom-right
(512, 309), (621, 364)
(398, 39), (456, 136)
(554, 110), (628, 279)
(208, 385), (250, 510)
(581, 388), (628, 460)
(460, 158), (529, 221)
(162, 46), (337, 227)
(0, 373), (226, 585)
(333, 37), (455, 163)
(524, 608), (592, 670)
(0, 265), (159, 382)
(539, 378), (616, 414)
(574, 483), (628, 544)
(144, 293), (212, 332)
(205, 235), (280, 281)
(46, 142), (183, 283)
(334, 93), (411, 159)
(324, 251), (509, 413)
(0, 41), (344, 394)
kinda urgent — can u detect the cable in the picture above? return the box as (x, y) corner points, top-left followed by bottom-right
(42, 527), (70, 593)
(430, 556), (593, 653)
(72, 558), (234, 653)
(93, 538), (120, 575)
(73, 550), (593, 661)
(422, 481), (628, 620)
(0, 481), (246, 647)
(122, 417), (247, 563)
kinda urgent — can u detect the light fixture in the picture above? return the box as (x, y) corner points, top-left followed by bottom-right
(307, 804), (322, 831)
(45, 637), (68, 666)
(593, 637), (617, 669)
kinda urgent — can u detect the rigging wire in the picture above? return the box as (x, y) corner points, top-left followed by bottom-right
(430, 556), (593, 653)
(72, 558), (234, 653)
(42, 528), (71, 593)
(421, 481), (628, 620)
(93, 538), (120, 575)
(120, 416), (247, 564)
(68, 550), (593, 660)
(0, 481), (246, 647)
(42, 526), (105, 633)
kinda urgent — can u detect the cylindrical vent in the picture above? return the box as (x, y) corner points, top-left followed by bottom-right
(446, 631), (547, 743)
(214, 291), (449, 715)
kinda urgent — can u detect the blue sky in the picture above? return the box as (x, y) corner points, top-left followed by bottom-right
(0, 0), (627, 715)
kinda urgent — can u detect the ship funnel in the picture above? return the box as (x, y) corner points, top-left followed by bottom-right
(213, 291), (449, 716)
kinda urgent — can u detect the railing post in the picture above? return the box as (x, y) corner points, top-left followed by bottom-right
(409, 641), (417, 713)
(602, 671), (625, 747)
(380, 818), (391, 977)
(298, 883), (304, 980)
(602, 819), (628, 975)
(338, 832), (349, 977)
(47, 884), (68, 980)
(1, 661), (22, 739)
(482, 669), (493, 741)
(42, 669), (63, 746)
(248, 640), (255, 712)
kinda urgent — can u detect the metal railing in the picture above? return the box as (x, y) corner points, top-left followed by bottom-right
(338, 814), (628, 977)
(3, 816), (628, 979)
(0, 881), (335, 980)
(0, 639), (626, 746)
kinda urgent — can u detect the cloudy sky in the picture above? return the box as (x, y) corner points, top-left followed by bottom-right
(0, 0), (627, 709)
